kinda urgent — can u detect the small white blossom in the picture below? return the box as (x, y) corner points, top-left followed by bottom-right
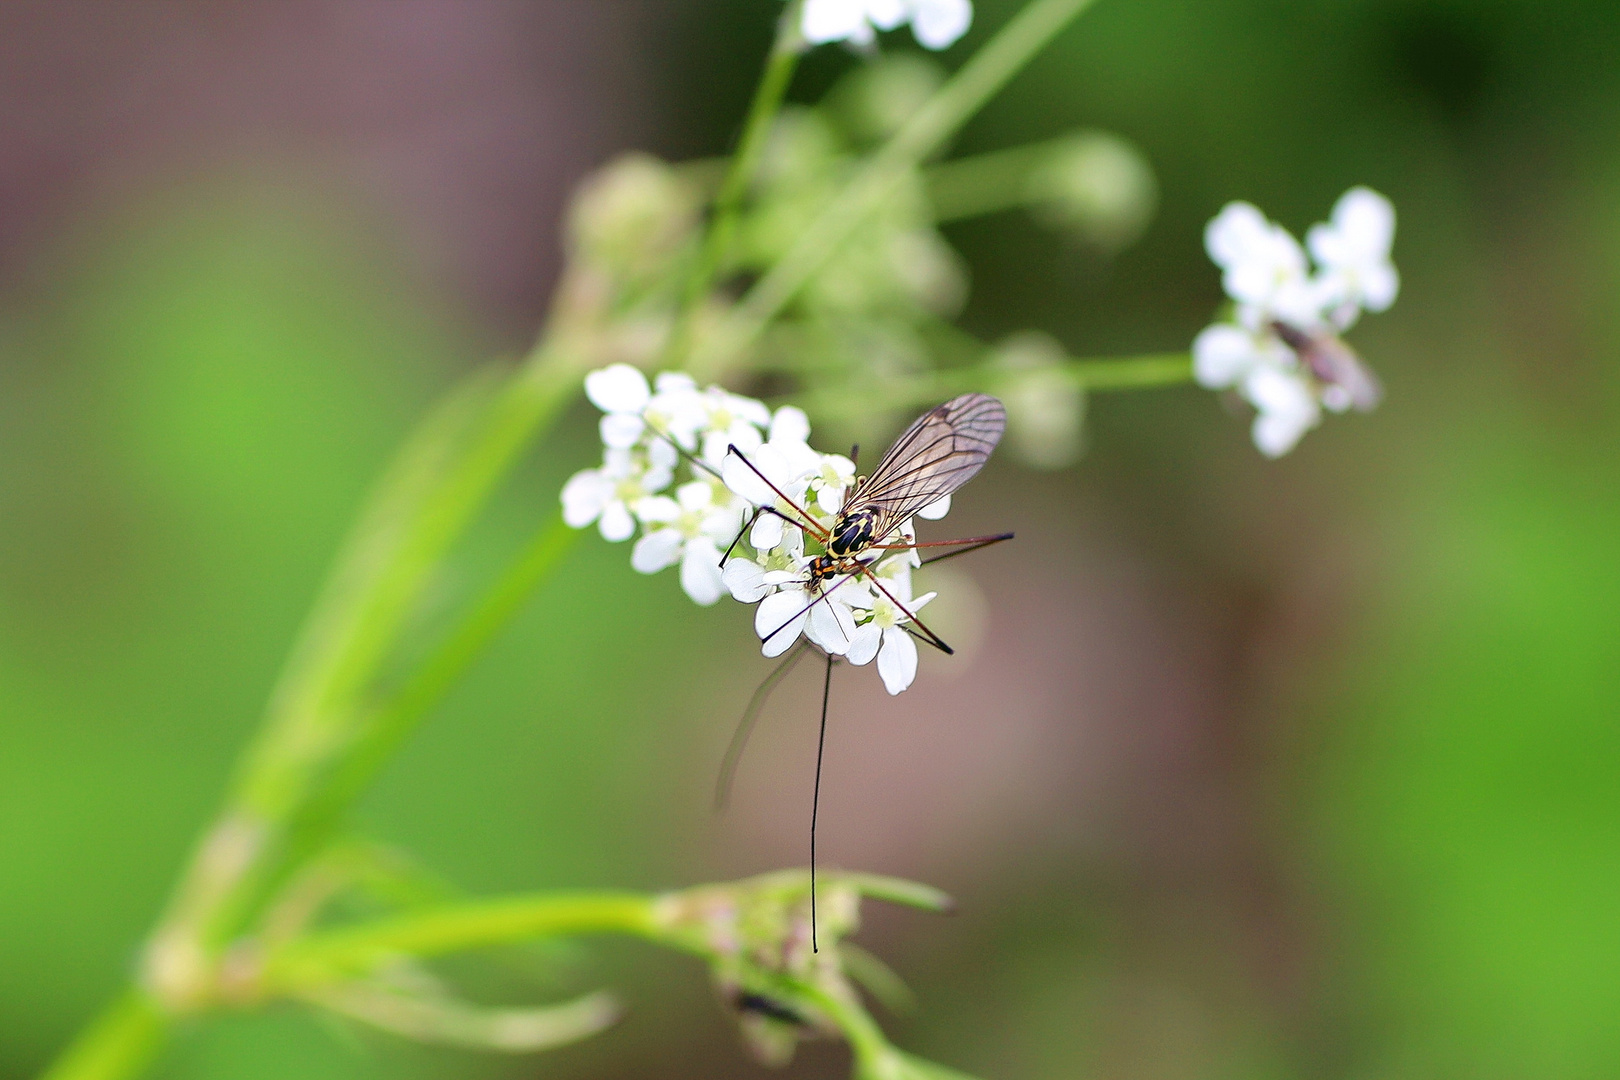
(631, 480), (746, 605)
(843, 556), (935, 694)
(564, 364), (960, 694)
(800, 0), (972, 51)
(561, 444), (675, 541)
(1193, 187), (1398, 457)
(1307, 186), (1399, 325)
(584, 363), (653, 448)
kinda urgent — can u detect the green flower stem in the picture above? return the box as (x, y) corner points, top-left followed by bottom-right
(797, 352), (1194, 415)
(260, 892), (669, 993)
(663, 3), (803, 368)
(37, 991), (167, 1080)
(276, 516), (581, 876)
(131, 342), (589, 1018)
(695, 0), (1099, 375)
(924, 139), (1061, 222)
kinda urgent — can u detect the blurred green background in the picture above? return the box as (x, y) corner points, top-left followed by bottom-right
(4, 1), (1619, 1077)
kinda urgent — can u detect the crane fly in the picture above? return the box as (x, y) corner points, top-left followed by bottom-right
(716, 393), (1012, 950)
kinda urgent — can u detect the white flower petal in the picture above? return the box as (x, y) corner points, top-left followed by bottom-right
(867, 0), (907, 30)
(1244, 367), (1320, 457)
(802, 0), (868, 43)
(807, 595), (857, 655)
(584, 364), (651, 414)
(1205, 202), (1271, 270)
(680, 538), (726, 605)
(1252, 408), (1314, 458)
(631, 528), (684, 573)
(599, 500), (636, 542)
(599, 412), (646, 449)
(722, 557), (771, 603)
(909, 0), (972, 48)
(877, 626), (918, 694)
(770, 406), (811, 445)
(560, 469), (608, 528)
(676, 480), (713, 514)
(1192, 323), (1261, 389)
(634, 495), (680, 524)
(751, 512), (784, 552)
(654, 372), (697, 395)
(1359, 262), (1399, 312)
(756, 590), (809, 657)
(918, 494), (951, 519)
(845, 622), (882, 666)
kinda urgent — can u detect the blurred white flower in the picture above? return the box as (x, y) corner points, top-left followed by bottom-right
(1194, 187), (1397, 456)
(1307, 186), (1399, 326)
(1203, 201), (1319, 328)
(584, 363), (654, 448)
(800, 0), (972, 51)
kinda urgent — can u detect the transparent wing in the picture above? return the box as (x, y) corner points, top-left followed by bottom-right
(853, 393), (1005, 534)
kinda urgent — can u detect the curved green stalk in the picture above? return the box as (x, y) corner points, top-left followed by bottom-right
(37, 991), (167, 1080)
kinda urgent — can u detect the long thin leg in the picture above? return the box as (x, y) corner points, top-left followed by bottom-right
(720, 506), (811, 568)
(714, 641), (810, 811)
(721, 506), (764, 566)
(759, 573), (857, 650)
(919, 533), (1014, 565)
(868, 531), (1016, 551)
(725, 444), (829, 540)
(810, 649), (833, 953)
(856, 566), (954, 655)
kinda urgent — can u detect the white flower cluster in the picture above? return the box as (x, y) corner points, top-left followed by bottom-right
(1194, 187), (1398, 457)
(562, 364), (945, 694)
(800, 0), (972, 51)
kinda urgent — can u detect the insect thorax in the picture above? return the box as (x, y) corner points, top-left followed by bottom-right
(827, 507), (881, 557)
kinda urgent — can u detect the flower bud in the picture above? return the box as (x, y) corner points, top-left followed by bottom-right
(565, 152), (700, 288)
(992, 331), (1086, 468)
(827, 54), (946, 146)
(1025, 131), (1157, 252)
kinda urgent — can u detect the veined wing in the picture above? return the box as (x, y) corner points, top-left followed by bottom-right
(853, 393), (1005, 535)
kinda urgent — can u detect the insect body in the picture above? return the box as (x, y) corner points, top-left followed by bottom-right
(801, 392), (1007, 596)
(718, 392), (1011, 952)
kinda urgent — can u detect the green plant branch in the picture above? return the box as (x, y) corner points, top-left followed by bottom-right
(259, 891), (667, 993)
(663, 1), (804, 368)
(274, 516), (581, 883)
(795, 351), (1194, 415)
(695, 0), (1099, 375)
(37, 992), (167, 1080)
(924, 138), (1059, 222)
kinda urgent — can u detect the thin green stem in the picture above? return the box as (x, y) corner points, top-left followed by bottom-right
(695, 0), (1098, 374)
(261, 892), (666, 992)
(281, 517), (580, 866)
(38, 991), (167, 1080)
(795, 351), (1194, 415)
(924, 140), (1053, 222)
(663, 4), (803, 368)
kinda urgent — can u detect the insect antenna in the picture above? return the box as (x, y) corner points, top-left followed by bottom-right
(810, 648), (833, 953)
(714, 640), (811, 811)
